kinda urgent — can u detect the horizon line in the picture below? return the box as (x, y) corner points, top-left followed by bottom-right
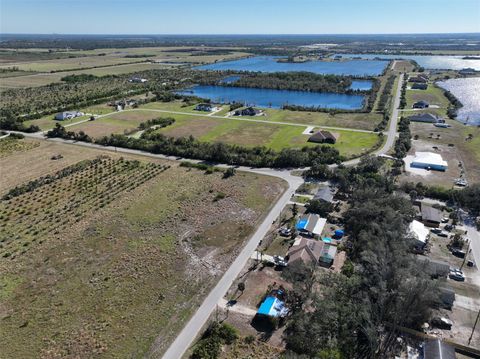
(1, 32), (480, 36)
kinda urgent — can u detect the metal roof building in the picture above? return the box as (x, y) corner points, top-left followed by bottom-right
(411, 152), (448, 171)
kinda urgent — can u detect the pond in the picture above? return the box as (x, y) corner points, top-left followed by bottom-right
(336, 54), (480, 70)
(197, 56), (388, 76)
(350, 80), (373, 91)
(177, 85), (366, 110)
(437, 77), (480, 125)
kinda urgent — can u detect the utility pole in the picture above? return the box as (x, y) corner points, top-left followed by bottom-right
(468, 309), (480, 346)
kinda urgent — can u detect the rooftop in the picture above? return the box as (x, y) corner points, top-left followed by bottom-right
(412, 152), (448, 167)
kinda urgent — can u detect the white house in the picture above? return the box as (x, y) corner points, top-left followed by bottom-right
(411, 152), (448, 171)
(409, 220), (429, 249)
(54, 111), (83, 121)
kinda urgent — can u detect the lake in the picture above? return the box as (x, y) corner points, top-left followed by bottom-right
(437, 77), (480, 125)
(197, 56), (387, 76)
(337, 54), (480, 71)
(177, 85), (365, 110)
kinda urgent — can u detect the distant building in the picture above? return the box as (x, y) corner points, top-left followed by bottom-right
(420, 203), (443, 227)
(286, 237), (337, 266)
(459, 67), (477, 75)
(233, 107), (262, 116)
(409, 76), (428, 83)
(413, 100), (430, 109)
(194, 103), (214, 112)
(411, 152), (448, 172)
(295, 214), (327, 238)
(129, 76), (148, 83)
(408, 113), (441, 123)
(308, 130), (337, 144)
(54, 111), (83, 121)
(423, 339), (456, 359)
(412, 83), (428, 90)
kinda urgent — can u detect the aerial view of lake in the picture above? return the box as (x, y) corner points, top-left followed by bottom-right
(197, 56), (387, 76)
(177, 85), (365, 110)
(437, 77), (480, 125)
(337, 54), (480, 70)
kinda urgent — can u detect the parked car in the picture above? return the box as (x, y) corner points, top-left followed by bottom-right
(441, 217), (449, 223)
(279, 228), (292, 237)
(444, 224), (454, 231)
(451, 248), (466, 258)
(449, 268), (465, 281)
(431, 317), (453, 330)
(437, 231), (449, 238)
(431, 228), (442, 234)
(273, 255), (288, 267)
(467, 260), (475, 267)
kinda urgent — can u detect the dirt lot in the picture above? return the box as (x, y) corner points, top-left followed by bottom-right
(0, 141), (287, 358)
(400, 120), (480, 187)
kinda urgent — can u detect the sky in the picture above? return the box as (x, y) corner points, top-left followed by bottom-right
(1, 0), (479, 35)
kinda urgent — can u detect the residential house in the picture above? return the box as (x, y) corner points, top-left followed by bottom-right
(408, 113), (441, 123)
(295, 214), (327, 238)
(233, 107), (262, 116)
(409, 76), (428, 83)
(256, 289), (288, 318)
(313, 186), (335, 203)
(459, 67), (477, 75)
(54, 111), (82, 121)
(412, 83), (428, 90)
(286, 237), (337, 267)
(308, 130), (337, 144)
(409, 220), (429, 251)
(194, 103), (214, 112)
(420, 203), (443, 227)
(416, 256), (450, 278)
(423, 339), (456, 359)
(413, 100), (430, 109)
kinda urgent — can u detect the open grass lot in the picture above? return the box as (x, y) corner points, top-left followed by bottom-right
(25, 115), (90, 131)
(404, 82), (450, 117)
(400, 120), (480, 186)
(0, 143), (286, 358)
(68, 109), (381, 157)
(0, 72), (65, 89)
(392, 60), (415, 72)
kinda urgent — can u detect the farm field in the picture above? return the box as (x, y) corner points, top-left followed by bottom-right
(0, 63), (176, 89)
(67, 110), (381, 157)
(0, 141), (287, 358)
(0, 137), (40, 158)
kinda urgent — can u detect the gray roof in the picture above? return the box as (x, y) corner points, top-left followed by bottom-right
(421, 204), (443, 223)
(313, 187), (335, 203)
(416, 256), (450, 277)
(424, 339), (456, 359)
(408, 113), (439, 123)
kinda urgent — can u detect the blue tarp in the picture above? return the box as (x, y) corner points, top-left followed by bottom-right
(296, 218), (308, 230)
(334, 229), (344, 238)
(257, 296), (286, 317)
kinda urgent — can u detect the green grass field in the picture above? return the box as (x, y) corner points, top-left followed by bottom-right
(404, 81), (450, 117)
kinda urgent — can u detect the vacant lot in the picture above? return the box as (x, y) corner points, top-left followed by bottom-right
(0, 144), (286, 358)
(0, 137), (39, 158)
(400, 120), (480, 186)
(67, 109), (380, 157)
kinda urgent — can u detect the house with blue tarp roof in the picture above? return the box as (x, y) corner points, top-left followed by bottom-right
(257, 296), (288, 318)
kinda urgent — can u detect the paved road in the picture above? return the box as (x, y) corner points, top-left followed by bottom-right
(8, 77), (403, 358)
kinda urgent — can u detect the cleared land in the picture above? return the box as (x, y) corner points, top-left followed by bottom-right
(0, 137), (40, 158)
(67, 110), (381, 158)
(0, 141), (286, 358)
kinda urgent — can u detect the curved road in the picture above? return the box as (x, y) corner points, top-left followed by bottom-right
(8, 74), (403, 359)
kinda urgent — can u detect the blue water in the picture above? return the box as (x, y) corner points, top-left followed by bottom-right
(337, 54), (480, 71)
(177, 85), (365, 110)
(197, 56), (387, 76)
(350, 80), (373, 91)
(437, 77), (480, 125)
